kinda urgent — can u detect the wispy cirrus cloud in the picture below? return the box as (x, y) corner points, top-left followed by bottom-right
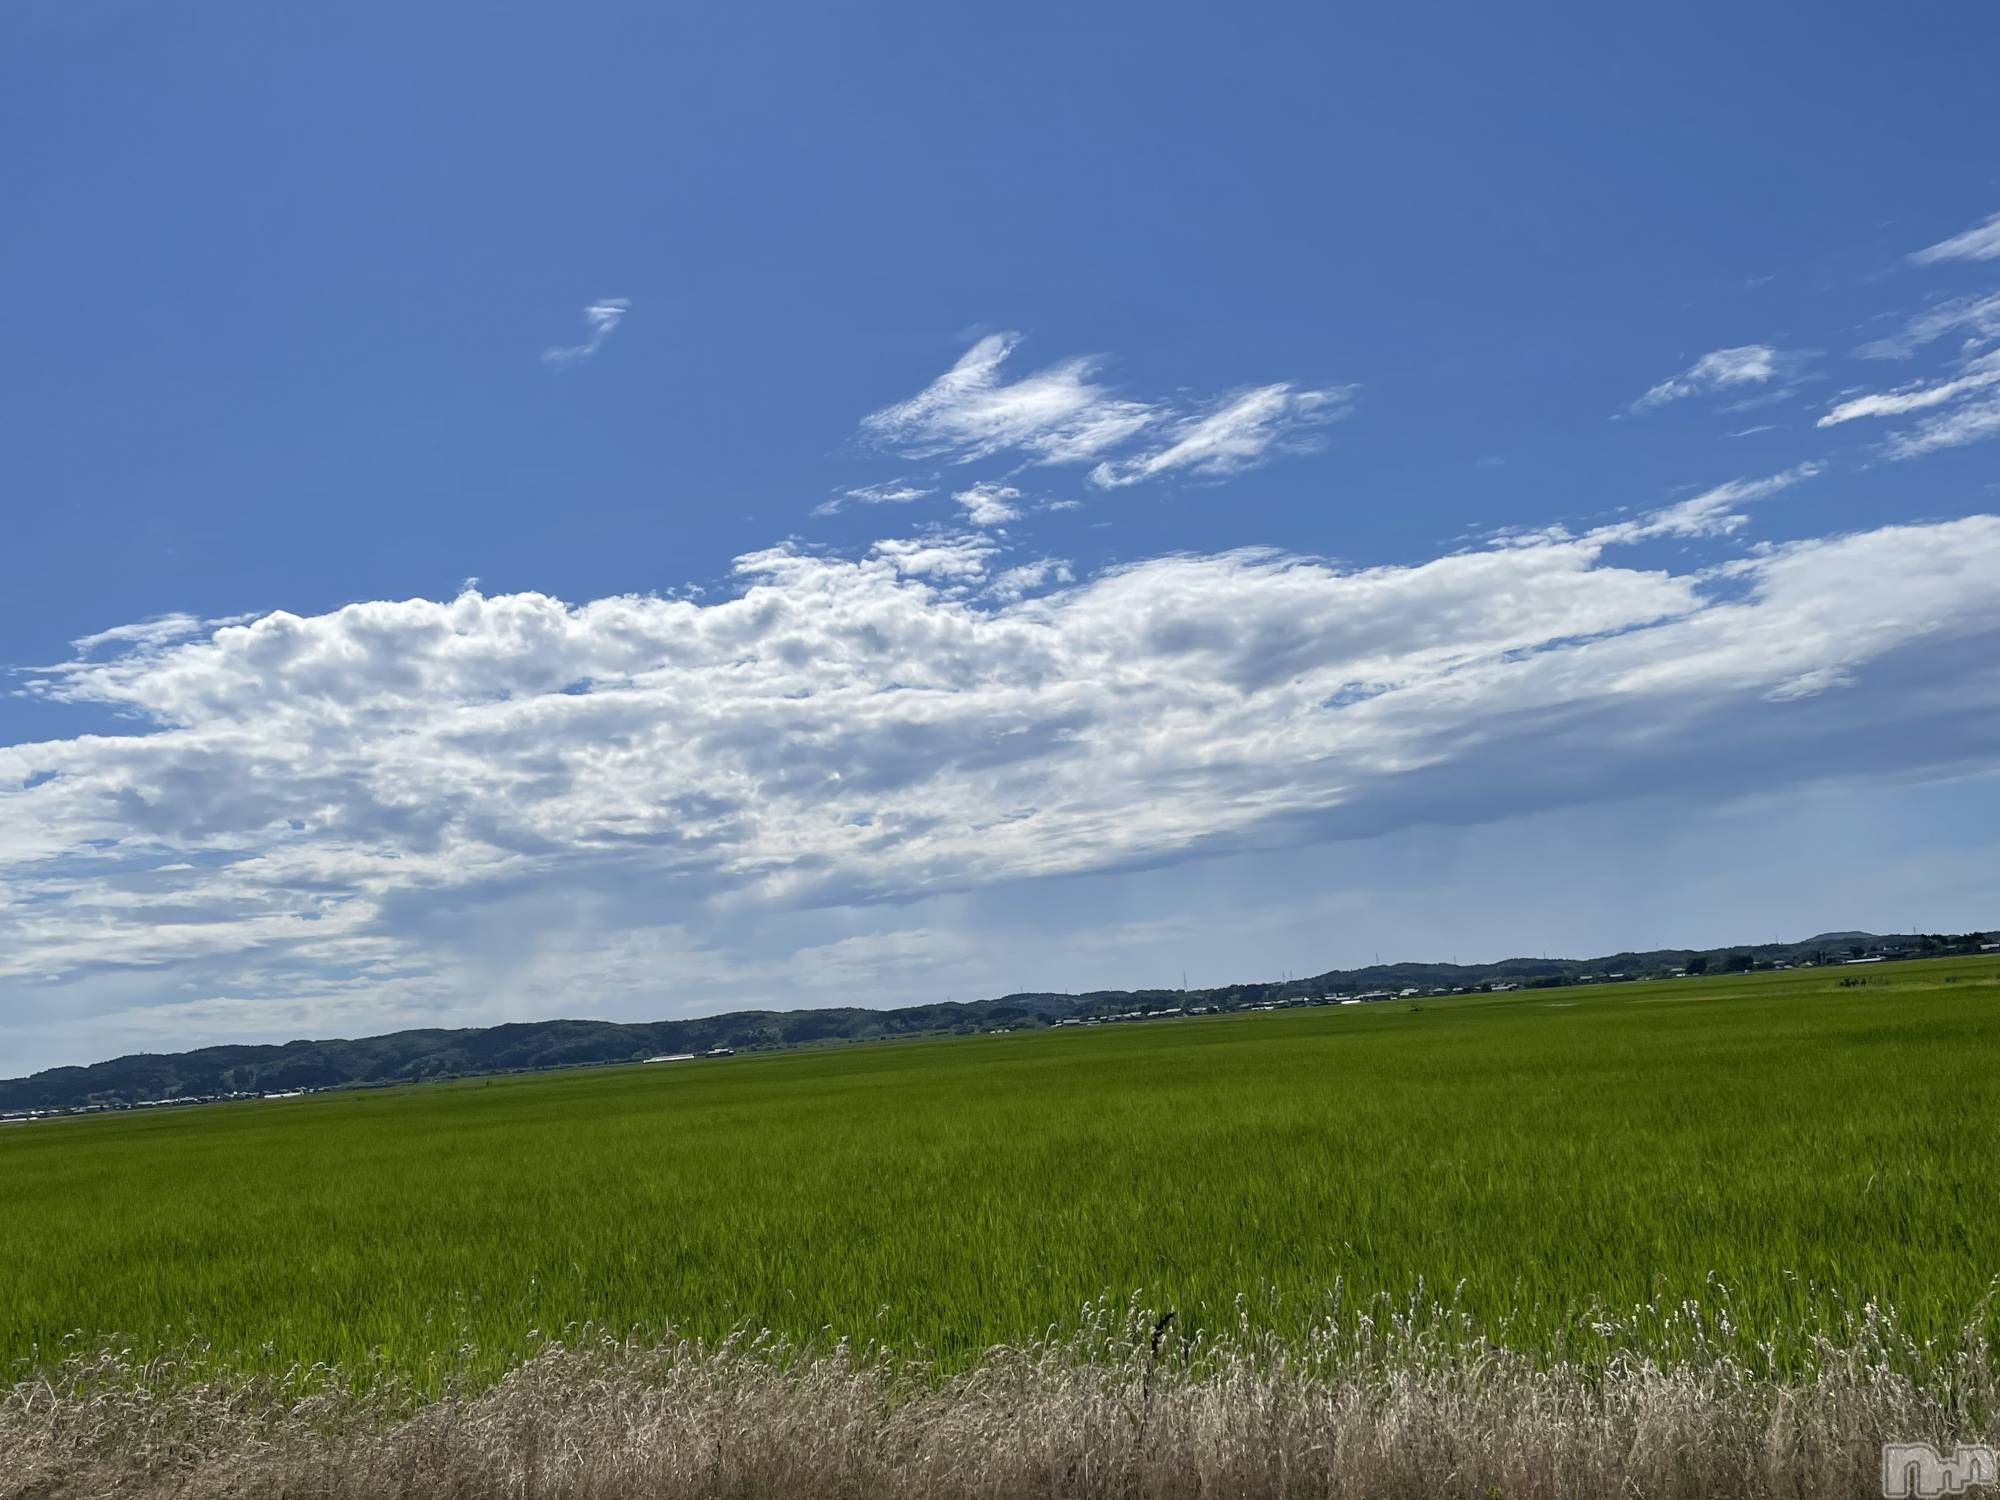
(861, 334), (1156, 466)
(1819, 350), (2000, 458)
(1820, 350), (2000, 426)
(1856, 291), (2000, 360)
(1882, 398), (2000, 459)
(67, 614), (207, 656)
(1628, 345), (1807, 413)
(58, 610), (264, 663)
(542, 298), (631, 367)
(1088, 383), (1355, 489)
(1910, 208), (2000, 266)
(1589, 464), (1824, 544)
(812, 480), (937, 518)
(1489, 466), (1823, 553)
(859, 334), (1352, 490)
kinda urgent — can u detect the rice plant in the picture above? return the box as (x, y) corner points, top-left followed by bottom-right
(5, 958), (1998, 1395)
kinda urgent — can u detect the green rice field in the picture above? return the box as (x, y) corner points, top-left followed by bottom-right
(6, 956), (1999, 1386)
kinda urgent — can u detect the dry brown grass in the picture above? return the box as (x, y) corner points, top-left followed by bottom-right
(7, 1298), (1997, 1499)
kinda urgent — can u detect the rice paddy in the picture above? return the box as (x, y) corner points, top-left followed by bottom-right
(5, 957), (1999, 1390)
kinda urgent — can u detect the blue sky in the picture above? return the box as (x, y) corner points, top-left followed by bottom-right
(4, 1), (2000, 1072)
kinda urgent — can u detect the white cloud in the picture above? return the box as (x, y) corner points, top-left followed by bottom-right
(857, 334), (1351, 489)
(864, 532), (997, 581)
(953, 482), (1022, 527)
(1629, 345), (1801, 412)
(8, 481), (2000, 1068)
(1821, 351), (2000, 423)
(811, 480), (936, 517)
(850, 481), (934, 504)
(1857, 291), (2000, 360)
(542, 298), (631, 367)
(1588, 463), (1823, 543)
(1763, 665), (1856, 702)
(1910, 209), (2000, 266)
(860, 334), (1156, 466)
(68, 614), (208, 656)
(987, 557), (1074, 603)
(1882, 394), (2000, 459)
(1088, 384), (1356, 488)
(1816, 350), (2000, 459)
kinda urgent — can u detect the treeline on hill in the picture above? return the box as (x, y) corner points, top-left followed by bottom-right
(3, 929), (1990, 1113)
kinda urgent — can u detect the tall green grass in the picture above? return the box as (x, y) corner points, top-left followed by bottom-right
(6, 958), (1999, 1388)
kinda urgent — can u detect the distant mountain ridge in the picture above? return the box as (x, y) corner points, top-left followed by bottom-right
(4, 928), (1986, 1113)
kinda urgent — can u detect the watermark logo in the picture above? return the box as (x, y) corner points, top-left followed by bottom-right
(1884, 1443), (1999, 1498)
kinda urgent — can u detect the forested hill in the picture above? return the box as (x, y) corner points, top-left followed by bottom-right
(4, 929), (1983, 1112)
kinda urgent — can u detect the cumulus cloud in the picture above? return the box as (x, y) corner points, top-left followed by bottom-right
(986, 557), (1074, 603)
(953, 482), (1022, 526)
(1629, 345), (1803, 412)
(1088, 384), (1355, 488)
(8, 479), (2000, 1068)
(1910, 209), (2000, 266)
(542, 298), (631, 366)
(862, 532), (997, 582)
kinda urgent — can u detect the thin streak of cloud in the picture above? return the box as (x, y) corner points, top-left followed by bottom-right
(1088, 383), (1355, 489)
(542, 298), (631, 367)
(1883, 395), (2000, 460)
(69, 615), (206, 656)
(1856, 291), (2000, 360)
(1587, 464), (1824, 545)
(1816, 349), (2000, 459)
(812, 481), (937, 518)
(1628, 345), (1804, 413)
(1910, 209), (2000, 266)
(1819, 351), (2000, 428)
